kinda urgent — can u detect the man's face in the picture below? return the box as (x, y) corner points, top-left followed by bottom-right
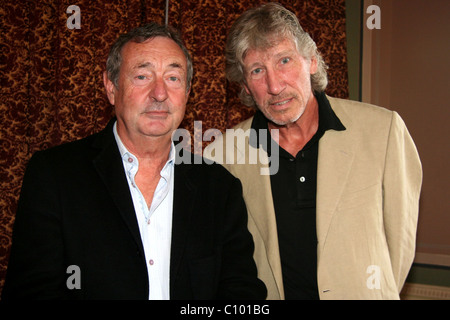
(242, 38), (317, 126)
(104, 36), (190, 141)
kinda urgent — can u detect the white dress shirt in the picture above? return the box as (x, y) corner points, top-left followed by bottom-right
(113, 122), (174, 300)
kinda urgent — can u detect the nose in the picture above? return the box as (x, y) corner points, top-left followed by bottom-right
(266, 69), (285, 95)
(150, 77), (168, 102)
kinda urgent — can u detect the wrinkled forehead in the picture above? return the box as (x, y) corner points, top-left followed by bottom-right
(241, 32), (298, 62)
(122, 37), (187, 69)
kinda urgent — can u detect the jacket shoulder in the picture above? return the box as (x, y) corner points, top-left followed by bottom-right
(326, 96), (397, 133)
(230, 117), (254, 131)
(30, 122), (114, 162)
(327, 96), (393, 119)
(176, 149), (240, 182)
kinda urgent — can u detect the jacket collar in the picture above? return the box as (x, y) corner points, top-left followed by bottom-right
(91, 119), (144, 253)
(91, 119), (198, 293)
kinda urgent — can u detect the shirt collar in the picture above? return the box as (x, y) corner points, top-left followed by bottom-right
(316, 92), (346, 132)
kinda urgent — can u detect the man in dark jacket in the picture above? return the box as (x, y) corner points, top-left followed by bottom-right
(2, 22), (266, 300)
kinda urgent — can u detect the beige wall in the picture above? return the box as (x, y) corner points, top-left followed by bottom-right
(361, 0), (450, 263)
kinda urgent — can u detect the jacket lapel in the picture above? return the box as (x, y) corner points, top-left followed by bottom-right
(231, 124), (285, 298)
(92, 124), (198, 296)
(233, 106), (356, 296)
(316, 105), (356, 255)
(170, 156), (197, 294)
(91, 120), (144, 254)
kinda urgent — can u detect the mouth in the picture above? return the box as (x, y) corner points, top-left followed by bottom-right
(269, 97), (293, 109)
(272, 99), (290, 106)
(143, 110), (170, 119)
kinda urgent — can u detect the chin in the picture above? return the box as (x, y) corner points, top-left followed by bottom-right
(267, 110), (303, 126)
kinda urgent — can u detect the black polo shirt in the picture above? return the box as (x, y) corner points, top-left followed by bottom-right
(250, 93), (345, 299)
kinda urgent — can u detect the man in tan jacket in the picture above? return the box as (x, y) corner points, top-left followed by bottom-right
(205, 3), (422, 300)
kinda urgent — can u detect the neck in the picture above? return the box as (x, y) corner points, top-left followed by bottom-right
(116, 123), (172, 167)
(115, 121), (173, 209)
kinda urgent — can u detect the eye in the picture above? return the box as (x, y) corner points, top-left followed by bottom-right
(280, 57), (290, 65)
(251, 68), (263, 75)
(165, 74), (184, 89)
(136, 75), (147, 80)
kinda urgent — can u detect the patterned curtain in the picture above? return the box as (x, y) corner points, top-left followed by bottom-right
(0, 0), (348, 292)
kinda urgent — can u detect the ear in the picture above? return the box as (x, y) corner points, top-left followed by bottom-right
(243, 81), (251, 95)
(309, 56), (318, 75)
(186, 81), (192, 97)
(184, 86), (191, 105)
(103, 71), (116, 105)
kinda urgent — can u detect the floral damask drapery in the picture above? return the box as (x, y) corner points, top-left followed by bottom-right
(0, 0), (348, 292)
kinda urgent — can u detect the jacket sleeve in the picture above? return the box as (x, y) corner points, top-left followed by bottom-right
(382, 111), (422, 291)
(217, 175), (268, 299)
(2, 151), (68, 299)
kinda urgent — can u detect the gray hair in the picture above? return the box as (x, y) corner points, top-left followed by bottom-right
(226, 2), (328, 106)
(106, 22), (193, 92)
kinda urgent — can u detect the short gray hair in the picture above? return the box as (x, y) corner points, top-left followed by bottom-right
(226, 2), (328, 106)
(106, 22), (193, 92)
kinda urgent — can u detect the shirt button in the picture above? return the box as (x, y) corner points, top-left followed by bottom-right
(128, 157), (133, 163)
(149, 259), (154, 266)
(299, 176), (306, 182)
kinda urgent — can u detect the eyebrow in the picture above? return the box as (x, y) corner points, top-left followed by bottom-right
(134, 61), (185, 71)
(272, 49), (297, 61)
(135, 62), (153, 69)
(246, 48), (299, 72)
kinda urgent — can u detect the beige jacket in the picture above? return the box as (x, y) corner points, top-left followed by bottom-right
(204, 96), (422, 299)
